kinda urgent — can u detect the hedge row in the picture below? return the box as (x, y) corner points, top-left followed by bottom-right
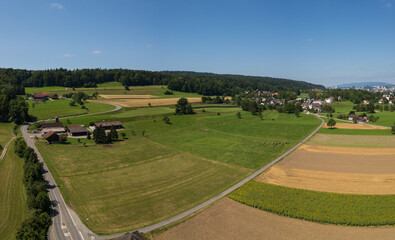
(14, 137), (51, 240)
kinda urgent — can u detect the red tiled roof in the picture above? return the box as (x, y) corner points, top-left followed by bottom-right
(44, 130), (56, 139)
(34, 91), (50, 98)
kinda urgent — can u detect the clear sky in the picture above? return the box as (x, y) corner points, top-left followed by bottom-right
(0, 0), (394, 86)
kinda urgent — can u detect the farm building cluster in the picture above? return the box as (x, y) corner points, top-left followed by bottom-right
(32, 91), (59, 102)
(37, 119), (124, 143)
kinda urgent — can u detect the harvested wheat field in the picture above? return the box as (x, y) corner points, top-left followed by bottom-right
(322, 122), (389, 130)
(90, 97), (201, 107)
(154, 198), (395, 240)
(100, 94), (156, 99)
(256, 145), (395, 194)
(258, 166), (395, 194)
(308, 133), (395, 148)
(299, 144), (395, 155)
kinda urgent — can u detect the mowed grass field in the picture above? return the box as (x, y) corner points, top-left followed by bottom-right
(28, 99), (116, 120)
(0, 143), (29, 240)
(230, 181), (395, 226)
(0, 123), (13, 147)
(25, 84), (202, 99)
(36, 109), (321, 234)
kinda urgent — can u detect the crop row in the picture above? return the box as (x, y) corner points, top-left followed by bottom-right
(229, 181), (395, 226)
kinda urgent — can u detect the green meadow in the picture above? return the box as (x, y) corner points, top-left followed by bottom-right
(28, 99), (116, 120)
(36, 108), (321, 234)
(25, 84), (202, 99)
(0, 142), (29, 240)
(0, 123), (13, 147)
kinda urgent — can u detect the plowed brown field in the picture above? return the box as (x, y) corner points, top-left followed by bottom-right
(154, 198), (395, 240)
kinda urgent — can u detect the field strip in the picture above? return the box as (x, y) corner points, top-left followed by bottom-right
(95, 114), (324, 239)
(0, 136), (16, 162)
(319, 115), (391, 129)
(299, 144), (395, 154)
(257, 166), (395, 194)
(89, 97), (202, 107)
(100, 94), (156, 99)
(321, 122), (388, 130)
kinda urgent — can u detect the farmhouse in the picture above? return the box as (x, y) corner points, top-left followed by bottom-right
(44, 131), (59, 143)
(348, 114), (369, 122)
(33, 91), (50, 102)
(93, 121), (123, 130)
(41, 122), (66, 135)
(66, 125), (89, 136)
(50, 93), (59, 100)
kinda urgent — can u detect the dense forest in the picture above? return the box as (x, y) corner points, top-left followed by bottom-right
(0, 68), (325, 95)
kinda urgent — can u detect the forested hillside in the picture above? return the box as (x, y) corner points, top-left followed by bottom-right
(0, 68), (325, 96)
(165, 71), (325, 95)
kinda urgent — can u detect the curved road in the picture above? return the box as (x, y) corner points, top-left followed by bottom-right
(22, 106), (324, 240)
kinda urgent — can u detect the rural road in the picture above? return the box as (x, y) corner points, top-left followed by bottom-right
(22, 106), (324, 240)
(20, 102), (122, 240)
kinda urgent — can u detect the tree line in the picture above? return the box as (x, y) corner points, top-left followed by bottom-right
(0, 68), (325, 95)
(14, 137), (51, 240)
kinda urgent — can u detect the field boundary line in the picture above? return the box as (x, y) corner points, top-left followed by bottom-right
(96, 114), (325, 239)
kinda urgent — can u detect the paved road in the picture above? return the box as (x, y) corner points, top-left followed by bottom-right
(23, 105), (323, 240)
(0, 136), (16, 162)
(20, 102), (122, 240)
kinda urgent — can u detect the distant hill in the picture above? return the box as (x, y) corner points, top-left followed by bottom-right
(335, 82), (395, 88)
(163, 71), (326, 94)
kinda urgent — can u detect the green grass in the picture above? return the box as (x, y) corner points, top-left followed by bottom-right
(332, 101), (354, 113)
(366, 111), (395, 127)
(26, 85), (203, 99)
(230, 181), (395, 226)
(308, 133), (395, 148)
(36, 109), (321, 234)
(37, 138), (251, 234)
(97, 82), (123, 87)
(0, 142), (29, 240)
(0, 123), (13, 147)
(29, 99), (116, 120)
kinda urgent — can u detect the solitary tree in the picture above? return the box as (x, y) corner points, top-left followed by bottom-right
(327, 118), (336, 129)
(162, 116), (171, 124)
(93, 126), (107, 143)
(108, 125), (118, 141)
(121, 132), (126, 139)
(295, 108), (300, 117)
(175, 98), (194, 115)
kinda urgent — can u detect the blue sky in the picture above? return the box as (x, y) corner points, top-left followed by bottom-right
(0, 0), (394, 86)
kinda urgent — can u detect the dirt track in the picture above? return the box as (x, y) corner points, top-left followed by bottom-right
(90, 97), (202, 107)
(322, 122), (388, 130)
(100, 94), (156, 99)
(154, 198), (395, 240)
